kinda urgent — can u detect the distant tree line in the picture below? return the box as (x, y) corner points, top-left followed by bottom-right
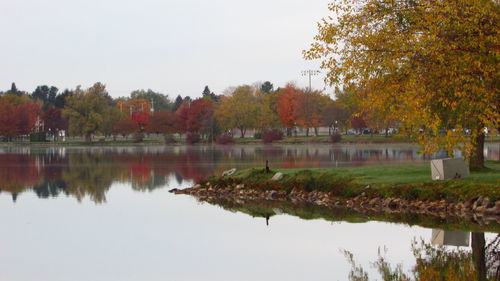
(0, 80), (411, 143)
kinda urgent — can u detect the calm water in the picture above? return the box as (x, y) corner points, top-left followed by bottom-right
(0, 144), (498, 281)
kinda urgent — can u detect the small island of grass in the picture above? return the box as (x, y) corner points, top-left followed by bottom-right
(171, 161), (500, 224)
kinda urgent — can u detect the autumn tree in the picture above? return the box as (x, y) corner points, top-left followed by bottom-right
(188, 98), (214, 136)
(0, 98), (19, 140)
(42, 107), (68, 140)
(216, 85), (259, 138)
(254, 91), (281, 132)
(113, 119), (138, 138)
(276, 84), (301, 136)
(351, 116), (367, 135)
(322, 100), (350, 134)
(305, 0), (499, 169)
(101, 106), (125, 140)
(15, 101), (41, 136)
(294, 90), (328, 136)
(62, 83), (113, 142)
(147, 111), (177, 142)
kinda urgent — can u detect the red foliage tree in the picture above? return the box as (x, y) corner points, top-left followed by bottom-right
(113, 119), (138, 137)
(131, 112), (149, 129)
(42, 107), (68, 135)
(187, 99), (213, 133)
(0, 99), (19, 139)
(351, 116), (367, 134)
(146, 111), (177, 135)
(175, 101), (190, 133)
(15, 102), (41, 136)
(176, 99), (214, 135)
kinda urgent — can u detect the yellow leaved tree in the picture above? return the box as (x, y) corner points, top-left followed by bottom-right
(305, 0), (499, 169)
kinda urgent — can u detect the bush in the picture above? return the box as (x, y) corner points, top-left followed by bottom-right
(253, 132), (262, 139)
(262, 129), (283, 143)
(133, 131), (145, 142)
(186, 133), (200, 144)
(331, 133), (342, 143)
(30, 132), (47, 142)
(216, 134), (234, 145)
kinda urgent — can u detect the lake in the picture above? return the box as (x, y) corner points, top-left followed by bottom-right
(0, 144), (498, 281)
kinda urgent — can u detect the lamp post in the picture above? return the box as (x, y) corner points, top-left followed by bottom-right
(301, 70), (321, 92)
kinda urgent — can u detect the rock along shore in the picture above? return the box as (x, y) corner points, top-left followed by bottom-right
(170, 182), (500, 225)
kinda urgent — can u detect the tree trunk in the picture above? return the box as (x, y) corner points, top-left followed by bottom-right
(385, 127), (389, 138)
(239, 127), (246, 138)
(85, 133), (92, 143)
(314, 127), (318, 136)
(472, 232), (487, 281)
(306, 128), (309, 137)
(469, 132), (485, 170)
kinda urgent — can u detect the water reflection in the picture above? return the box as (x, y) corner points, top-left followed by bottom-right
(345, 232), (499, 281)
(177, 193), (500, 280)
(0, 144), (498, 204)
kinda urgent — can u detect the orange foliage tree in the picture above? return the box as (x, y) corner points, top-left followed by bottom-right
(276, 84), (301, 136)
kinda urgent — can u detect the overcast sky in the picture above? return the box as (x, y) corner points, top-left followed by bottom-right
(1, 0), (332, 98)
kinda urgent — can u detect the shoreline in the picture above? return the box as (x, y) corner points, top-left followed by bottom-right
(2, 135), (499, 147)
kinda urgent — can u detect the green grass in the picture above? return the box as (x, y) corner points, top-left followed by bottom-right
(207, 160), (500, 202)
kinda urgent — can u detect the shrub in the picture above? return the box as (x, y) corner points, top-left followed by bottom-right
(186, 133), (200, 144)
(262, 129), (283, 143)
(216, 134), (234, 145)
(331, 133), (342, 143)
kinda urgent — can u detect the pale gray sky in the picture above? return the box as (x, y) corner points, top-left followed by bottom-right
(1, 0), (332, 98)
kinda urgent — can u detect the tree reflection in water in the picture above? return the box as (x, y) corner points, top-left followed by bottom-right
(0, 145), (497, 204)
(177, 195), (499, 280)
(344, 233), (499, 281)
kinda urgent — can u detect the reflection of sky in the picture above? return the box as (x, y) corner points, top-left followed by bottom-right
(0, 178), (495, 281)
(0, 145), (498, 280)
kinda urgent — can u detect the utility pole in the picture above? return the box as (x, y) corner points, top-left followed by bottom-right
(301, 70), (321, 92)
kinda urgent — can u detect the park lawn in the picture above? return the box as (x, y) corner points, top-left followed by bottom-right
(216, 160), (500, 202)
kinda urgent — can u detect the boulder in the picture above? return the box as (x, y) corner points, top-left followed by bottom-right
(430, 158), (470, 180)
(271, 172), (284, 181)
(266, 191), (280, 200)
(222, 168), (237, 177)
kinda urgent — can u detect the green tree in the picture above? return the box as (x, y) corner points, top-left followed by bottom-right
(305, 0), (499, 169)
(101, 106), (126, 140)
(173, 95), (183, 111)
(62, 83), (113, 142)
(202, 86), (218, 101)
(261, 81), (274, 94)
(31, 85), (59, 109)
(130, 89), (172, 112)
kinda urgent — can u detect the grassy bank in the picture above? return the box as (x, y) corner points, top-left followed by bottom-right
(205, 161), (500, 203)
